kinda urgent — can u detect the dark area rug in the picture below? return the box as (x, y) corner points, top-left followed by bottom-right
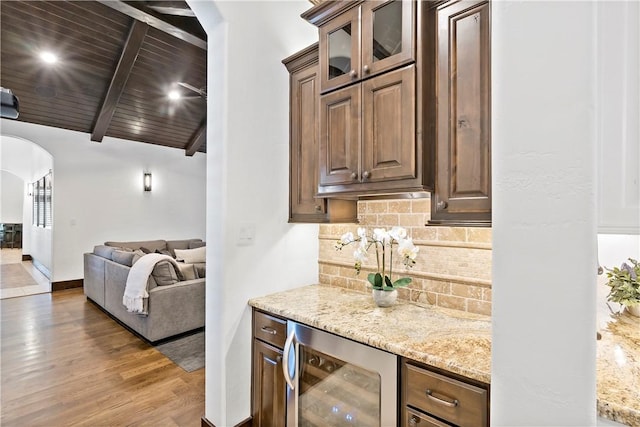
(156, 331), (205, 372)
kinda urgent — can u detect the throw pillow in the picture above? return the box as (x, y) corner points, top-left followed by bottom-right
(111, 250), (136, 267)
(131, 249), (146, 265)
(174, 246), (206, 264)
(139, 247), (151, 254)
(151, 261), (179, 286)
(155, 248), (173, 257)
(189, 241), (206, 249)
(176, 263), (198, 281)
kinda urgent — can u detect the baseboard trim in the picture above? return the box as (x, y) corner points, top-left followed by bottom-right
(22, 254), (32, 261)
(51, 279), (83, 291)
(201, 416), (252, 427)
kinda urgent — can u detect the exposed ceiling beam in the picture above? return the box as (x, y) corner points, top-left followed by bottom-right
(185, 121), (206, 156)
(97, 0), (206, 50)
(91, 20), (148, 142)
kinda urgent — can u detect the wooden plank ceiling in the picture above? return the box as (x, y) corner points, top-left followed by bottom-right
(0, 1), (207, 155)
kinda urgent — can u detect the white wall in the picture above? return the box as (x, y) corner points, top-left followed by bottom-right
(187, 0), (320, 425)
(0, 120), (206, 282)
(0, 170), (24, 223)
(492, 2), (597, 425)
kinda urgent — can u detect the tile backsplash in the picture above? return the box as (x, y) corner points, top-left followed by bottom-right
(318, 198), (492, 315)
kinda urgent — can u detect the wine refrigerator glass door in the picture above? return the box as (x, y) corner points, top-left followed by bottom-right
(284, 321), (397, 427)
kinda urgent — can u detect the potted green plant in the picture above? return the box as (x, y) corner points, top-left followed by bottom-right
(335, 226), (419, 307)
(605, 258), (640, 317)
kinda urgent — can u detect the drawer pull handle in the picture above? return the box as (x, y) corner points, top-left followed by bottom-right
(409, 415), (420, 426)
(260, 326), (277, 335)
(426, 389), (459, 407)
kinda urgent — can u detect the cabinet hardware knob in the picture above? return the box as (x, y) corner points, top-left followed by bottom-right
(437, 200), (448, 210)
(260, 326), (277, 335)
(315, 205), (322, 212)
(349, 69), (357, 78)
(409, 415), (419, 426)
(363, 64), (370, 74)
(425, 389), (459, 407)
(362, 170), (370, 179)
(350, 172), (358, 180)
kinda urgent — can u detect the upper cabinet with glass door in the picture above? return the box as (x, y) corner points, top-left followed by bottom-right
(314, 0), (415, 93)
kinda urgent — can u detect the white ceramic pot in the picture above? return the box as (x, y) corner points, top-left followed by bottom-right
(626, 305), (640, 317)
(372, 289), (398, 307)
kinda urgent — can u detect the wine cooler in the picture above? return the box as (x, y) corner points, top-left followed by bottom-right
(283, 320), (398, 426)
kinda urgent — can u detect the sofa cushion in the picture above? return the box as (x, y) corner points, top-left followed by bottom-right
(131, 249), (146, 265)
(167, 239), (203, 257)
(154, 249), (173, 257)
(176, 263), (198, 281)
(151, 260), (180, 286)
(105, 240), (167, 252)
(111, 250), (136, 267)
(174, 246), (206, 264)
(194, 262), (206, 279)
(188, 240), (206, 249)
(94, 245), (116, 260)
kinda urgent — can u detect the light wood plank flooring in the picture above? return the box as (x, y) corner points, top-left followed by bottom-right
(0, 288), (205, 426)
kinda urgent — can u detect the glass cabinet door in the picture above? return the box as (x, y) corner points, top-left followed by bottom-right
(319, 7), (360, 93)
(361, 0), (414, 78)
(297, 345), (381, 427)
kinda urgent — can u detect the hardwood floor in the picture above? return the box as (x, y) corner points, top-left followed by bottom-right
(0, 288), (205, 426)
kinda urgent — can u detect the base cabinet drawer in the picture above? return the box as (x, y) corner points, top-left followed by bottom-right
(404, 407), (453, 427)
(253, 310), (287, 349)
(403, 360), (489, 427)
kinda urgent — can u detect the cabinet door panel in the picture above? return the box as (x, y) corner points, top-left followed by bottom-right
(319, 85), (361, 186)
(319, 7), (360, 93)
(362, 0), (415, 77)
(433, 0), (491, 223)
(291, 65), (324, 218)
(252, 340), (286, 427)
(362, 65), (416, 182)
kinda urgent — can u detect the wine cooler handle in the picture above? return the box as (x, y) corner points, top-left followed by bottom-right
(282, 330), (296, 391)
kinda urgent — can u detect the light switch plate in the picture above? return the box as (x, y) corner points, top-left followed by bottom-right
(237, 224), (256, 246)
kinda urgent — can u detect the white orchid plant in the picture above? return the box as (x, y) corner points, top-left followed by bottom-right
(335, 226), (419, 291)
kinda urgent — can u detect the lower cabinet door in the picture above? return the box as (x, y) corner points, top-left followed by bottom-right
(252, 339), (286, 427)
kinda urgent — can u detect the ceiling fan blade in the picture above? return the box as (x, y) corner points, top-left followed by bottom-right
(148, 5), (196, 17)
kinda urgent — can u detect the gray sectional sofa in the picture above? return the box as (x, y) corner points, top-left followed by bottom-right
(83, 238), (205, 343)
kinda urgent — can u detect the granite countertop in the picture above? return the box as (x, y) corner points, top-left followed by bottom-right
(249, 283), (640, 426)
(596, 278), (640, 426)
(249, 284), (492, 383)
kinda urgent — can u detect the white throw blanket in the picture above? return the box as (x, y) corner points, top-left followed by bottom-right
(123, 253), (180, 314)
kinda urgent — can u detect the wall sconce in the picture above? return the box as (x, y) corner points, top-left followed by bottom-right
(143, 172), (152, 192)
(27, 182), (33, 196)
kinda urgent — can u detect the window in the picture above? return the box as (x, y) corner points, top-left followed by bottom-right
(32, 172), (52, 228)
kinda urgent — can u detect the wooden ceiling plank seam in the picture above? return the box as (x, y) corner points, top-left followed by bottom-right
(3, 2), (129, 47)
(91, 20), (149, 143)
(185, 121), (206, 156)
(95, 0), (207, 51)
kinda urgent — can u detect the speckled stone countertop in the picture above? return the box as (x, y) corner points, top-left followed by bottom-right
(596, 278), (640, 426)
(249, 283), (640, 426)
(249, 284), (492, 384)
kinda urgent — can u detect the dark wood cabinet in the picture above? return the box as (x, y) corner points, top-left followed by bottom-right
(283, 44), (327, 223)
(252, 310), (287, 427)
(402, 358), (489, 427)
(316, 0), (415, 94)
(431, 0), (491, 226)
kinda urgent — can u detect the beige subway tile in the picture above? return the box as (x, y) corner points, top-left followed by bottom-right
(422, 279), (451, 294)
(436, 227), (467, 242)
(389, 200), (412, 213)
(319, 274), (331, 284)
(359, 214), (377, 226)
(451, 283), (483, 300)
(411, 199), (431, 214)
(399, 213), (427, 227)
(321, 264), (340, 275)
(368, 201), (389, 213)
(377, 214), (399, 226)
(482, 288), (492, 301)
(467, 227), (492, 244)
(412, 227), (438, 241)
(467, 299), (492, 316)
(331, 276), (348, 288)
(397, 287), (411, 301)
(437, 294), (467, 311)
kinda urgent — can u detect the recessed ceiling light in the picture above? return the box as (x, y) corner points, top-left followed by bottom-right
(168, 90), (181, 101)
(40, 51), (58, 64)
